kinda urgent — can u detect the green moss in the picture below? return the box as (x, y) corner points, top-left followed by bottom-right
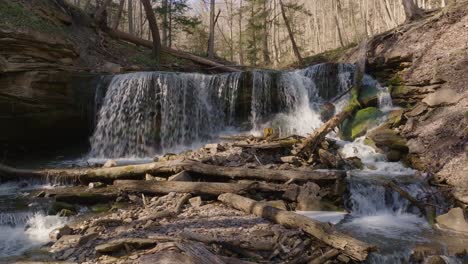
(387, 75), (404, 87)
(341, 107), (383, 140)
(0, 1), (65, 34)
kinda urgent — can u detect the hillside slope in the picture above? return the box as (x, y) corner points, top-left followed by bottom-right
(341, 0), (468, 206)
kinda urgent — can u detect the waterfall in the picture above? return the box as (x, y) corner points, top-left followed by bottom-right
(90, 63), (357, 158)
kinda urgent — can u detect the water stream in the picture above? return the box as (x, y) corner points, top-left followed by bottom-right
(0, 64), (464, 262)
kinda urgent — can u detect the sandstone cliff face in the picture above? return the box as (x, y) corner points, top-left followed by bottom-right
(341, 1), (468, 206)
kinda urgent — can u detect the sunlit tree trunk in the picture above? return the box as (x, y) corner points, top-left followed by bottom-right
(208, 0), (216, 58)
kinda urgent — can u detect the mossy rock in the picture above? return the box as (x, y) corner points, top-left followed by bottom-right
(341, 107), (383, 141)
(48, 201), (76, 215)
(367, 126), (409, 162)
(391, 85), (411, 98)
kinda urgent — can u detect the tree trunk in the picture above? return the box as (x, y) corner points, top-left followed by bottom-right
(238, 0), (244, 65)
(0, 159), (344, 184)
(94, 0), (112, 27)
(114, 180), (293, 196)
(162, 0), (168, 47)
(218, 193), (374, 261)
(141, 0), (162, 62)
(402, 0), (424, 21)
(128, 0), (134, 34)
(208, 0), (216, 58)
(296, 42), (367, 157)
(113, 0), (125, 29)
(262, 0), (271, 65)
(278, 0), (303, 64)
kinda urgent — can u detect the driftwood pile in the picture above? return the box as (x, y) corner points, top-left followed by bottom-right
(1, 133), (376, 263)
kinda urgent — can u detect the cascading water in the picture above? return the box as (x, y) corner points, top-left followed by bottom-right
(0, 182), (66, 259)
(90, 63), (355, 159)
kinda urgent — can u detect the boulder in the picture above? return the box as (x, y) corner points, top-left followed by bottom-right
(189, 197), (203, 208)
(48, 201), (76, 215)
(435, 207), (468, 234)
(367, 126), (409, 162)
(49, 225), (73, 241)
(341, 107), (383, 140)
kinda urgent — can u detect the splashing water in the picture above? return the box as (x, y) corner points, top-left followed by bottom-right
(0, 213), (66, 257)
(90, 63), (356, 158)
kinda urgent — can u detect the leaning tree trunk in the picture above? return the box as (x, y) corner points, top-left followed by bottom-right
(296, 42), (367, 157)
(279, 0), (303, 65)
(402, 0), (424, 21)
(141, 0), (162, 63)
(208, 0), (216, 58)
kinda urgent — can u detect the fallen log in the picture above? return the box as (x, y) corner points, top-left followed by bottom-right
(218, 193), (374, 261)
(115, 180), (291, 196)
(107, 29), (241, 73)
(0, 160), (344, 184)
(295, 42), (367, 158)
(385, 180), (436, 225)
(233, 139), (298, 149)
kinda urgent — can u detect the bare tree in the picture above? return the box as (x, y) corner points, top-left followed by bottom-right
(208, 0), (216, 58)
(128, 0), (135, 34)
(113, 0), (126, 29)
(279, 0), (303, 64)
(402, 0), (424, 21)
(141, 0), (162, 62)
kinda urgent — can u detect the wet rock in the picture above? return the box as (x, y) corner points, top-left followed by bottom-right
(168, 171), (192, 182)
(407, 139), (425, 154)
(103, 159), (117, 168)
(341, 107), (384, 140)
(368, 126), (409, 162)
(89, 182), (107, 189)
(344, 156), (364, 170)
(49, 201), (76, 215)
(95, 238), (156, 255)
(435, 207), (468, 233)
(58, 209), (76, 217)
(160, 153), (178, 162)
(189, 197), (203, 208)
(128, 194), (143, 204)
(50, 225), (73, 241)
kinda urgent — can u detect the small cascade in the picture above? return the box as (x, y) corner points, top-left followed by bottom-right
(90, 63), (356, 158)
(0, 182), (67, 258)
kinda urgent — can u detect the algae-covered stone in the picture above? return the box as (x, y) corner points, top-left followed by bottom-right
(48, 201), (76, 215)
(341, 107), (383, 140)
